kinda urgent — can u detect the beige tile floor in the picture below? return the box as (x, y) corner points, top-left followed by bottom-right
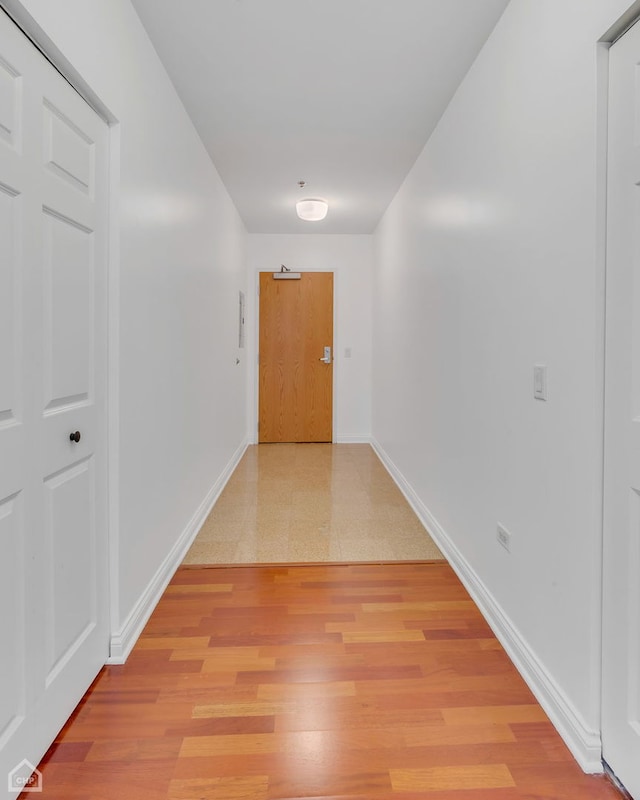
(183, 443), (444, 564)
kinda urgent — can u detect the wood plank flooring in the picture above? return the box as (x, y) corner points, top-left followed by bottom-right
(27, 562), (623, 799)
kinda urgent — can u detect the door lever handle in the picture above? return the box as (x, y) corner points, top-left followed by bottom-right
(319, 346), (332, 365)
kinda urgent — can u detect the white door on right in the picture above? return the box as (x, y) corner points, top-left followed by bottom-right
(603, 17), (640, 800)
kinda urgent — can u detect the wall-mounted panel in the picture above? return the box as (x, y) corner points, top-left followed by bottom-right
(43, 100), (93, 195)
(0, 493), (24, 746)
(43, 209), (93, 412)
(44, 459), (95, 685)
(0, 55), (20, 150)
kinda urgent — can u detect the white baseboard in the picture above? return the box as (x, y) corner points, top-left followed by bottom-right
(107, 438), (249, 664)
(335, 435), (372, 444)
(371, 437), (603, 775)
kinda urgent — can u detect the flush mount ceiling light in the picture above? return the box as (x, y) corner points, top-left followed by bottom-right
(296, 198), (328, 222)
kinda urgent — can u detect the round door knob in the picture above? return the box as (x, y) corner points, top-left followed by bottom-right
(69, 431), (81, 443)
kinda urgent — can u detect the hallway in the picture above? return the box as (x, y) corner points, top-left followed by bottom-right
(3, 0), (638, 795)
(184, 445), (443, 565)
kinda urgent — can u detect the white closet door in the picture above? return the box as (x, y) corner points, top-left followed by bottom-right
(0, 9), (109, 793)
(602, 17), (640, 800)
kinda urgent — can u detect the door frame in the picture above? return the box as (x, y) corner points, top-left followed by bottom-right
(1, 2), (120, 652)
(250, 266), (338, 444)
(599, 4), (640, 788)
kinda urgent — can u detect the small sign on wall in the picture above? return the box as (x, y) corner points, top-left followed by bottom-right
(238, 290), (246, 348)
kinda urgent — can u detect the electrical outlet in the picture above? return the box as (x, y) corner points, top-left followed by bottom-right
(497, 523), (511, 552)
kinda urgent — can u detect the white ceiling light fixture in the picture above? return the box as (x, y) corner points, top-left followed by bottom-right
(296, 198), (329, 222)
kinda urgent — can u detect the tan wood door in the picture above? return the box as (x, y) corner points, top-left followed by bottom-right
(259, 271), (333, 442)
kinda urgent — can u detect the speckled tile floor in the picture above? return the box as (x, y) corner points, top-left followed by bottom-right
(183, 443), (444, 564)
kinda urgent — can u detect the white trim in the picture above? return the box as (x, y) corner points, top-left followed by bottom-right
(336, 435), (371, 444)
(592, 38), (610, 751)
(600, 0), (640, 44)
(107, 122), (121, 651)
(0, 1), (118, 124)
(371, 437), (604, 774)
(107, 438), (249, 664)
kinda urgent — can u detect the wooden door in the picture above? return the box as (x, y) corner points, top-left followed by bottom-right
(259, 271), (333, 442)
(602, 17), (640, 800)
(0, 9), (109, 789)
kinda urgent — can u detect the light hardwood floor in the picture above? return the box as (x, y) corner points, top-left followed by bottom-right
(184, 444), (444, 564)
(31, 562), (623, 799)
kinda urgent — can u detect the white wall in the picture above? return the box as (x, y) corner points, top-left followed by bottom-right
(372, 0), (635, 770)
(6, 0), (248, 644)
(247, 234), (373, 442)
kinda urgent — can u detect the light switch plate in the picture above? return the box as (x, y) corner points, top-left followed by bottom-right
(497, 523), (511, 552)
(534, 364), (547, 401)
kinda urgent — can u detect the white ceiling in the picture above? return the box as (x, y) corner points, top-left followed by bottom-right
(129, 0), (510, 234)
